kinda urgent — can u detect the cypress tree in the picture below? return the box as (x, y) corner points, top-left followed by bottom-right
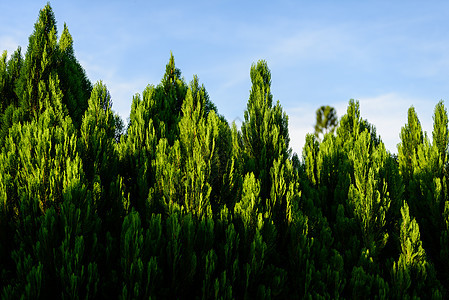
(152, 53), (188, 144)
(118, 85), (157, 219)
(240, 60), (294, 232)
(398, 106), (424, 184)
(392, 202), (442, 298)
(57, 23), (93, 128)
(80, 81), (124, 227)
(14, 4), (91, 127)
(0, 48), (22, 112)
(398, 103), (449, 291)
(15, 4), (61, 120)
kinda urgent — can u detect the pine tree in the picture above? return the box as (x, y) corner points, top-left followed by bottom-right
(118, 54), (188, 219)
(0, 48), (22, 113)
(118, 85), (157, 219)
(80, 81), (124, 227)
(397, 103), (449, 288)
(57, 23), (93, 128)
(15, 4), (60, 119)
(392, 202), (442, 298)
(314, 105), (338, 140)
(241, 60), (292, 226)
(14, 4), (91, 127)
(0, 103), (101, 298)
(153, 52), (188, 144)
(398, 106), (424, 183)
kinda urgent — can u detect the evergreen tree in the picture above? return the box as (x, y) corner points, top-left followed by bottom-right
(152, 52), (188, 144)
(398, 106), (424, 183)
(80, 81), (124, 226)
(14, 4), (91, 127)
(5, 3), (449, 297)
(0, 104), (101, 298)
(240, 60), (291, 223)
(57, 23), (93, 128)
(0, 48), (24, 146)
(118, 84), (157, 219)
(0, 48), (22, 113)
(314, 105), (338, 140)
(398, 103), (448, 291)
(15, 4), (61, 119)
(392, 202), (442, 298)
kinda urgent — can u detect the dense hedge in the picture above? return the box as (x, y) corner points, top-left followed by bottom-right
(1, 4), (448, 299)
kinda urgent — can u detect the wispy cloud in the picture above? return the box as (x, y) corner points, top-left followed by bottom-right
(0, 35), (24, 56)
(355, 93), (437, 153)
(285, 105), (316, 156)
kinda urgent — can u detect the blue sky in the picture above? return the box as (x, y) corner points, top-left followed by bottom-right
(1, 1), (449, 154)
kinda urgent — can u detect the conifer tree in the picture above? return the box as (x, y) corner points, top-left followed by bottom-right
(118, 85), (157, 219)
(14, 4), (91, 127)
(314, 105), (338, 140)
(178, 76), (223, 216)
(398, 104), (447, 277)
(392, 202), (442, 298)
(57, 23), (92, 128)
(80, 81), (124, 228)
(0, 48), (25, 146)
(0, 48), (22, 113)
(0, 104), (101, 298)
(15, 4), (61, 119)
(241, 60), (292, 227)
(398, 106), (424, 183)
(119, 54), (188, 218)
(7, 3), (449, 297)
(152, 53), (188, 143)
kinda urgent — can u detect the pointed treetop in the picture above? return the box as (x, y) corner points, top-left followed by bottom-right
(432, 101), (448, 159)
(36, 3), (57, 36)
(399, 106), (423, 154)
(248, 60), (273, 107)
(59, 23), (74, 57)
(162, 52), (182, 88)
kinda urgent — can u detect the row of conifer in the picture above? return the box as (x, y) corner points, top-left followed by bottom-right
(1, 4), (448, 299)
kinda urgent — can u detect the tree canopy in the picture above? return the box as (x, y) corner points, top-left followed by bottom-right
(1, 4), (449, 299)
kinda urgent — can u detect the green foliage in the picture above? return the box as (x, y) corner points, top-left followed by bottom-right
(241, 60), (290, 202)
(14, 4), (91, 128)
(314, 105), (338, 140)
(2, 4), (449, 298)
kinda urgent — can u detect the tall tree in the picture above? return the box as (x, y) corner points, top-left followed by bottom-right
(15, 4), (91, 127)
(241, 60), (290, 210)
(57, 23), (93, 128)
(392, 202), (442, 298)
(15, 4), (61, 119)
(398, 106), (424, 183)
(314, 105), (338, 140)
(0, 48), (24, 145)
(79, 81), (125, 232)
(153, 52), (188, 144)
(0, 48), (22, 112)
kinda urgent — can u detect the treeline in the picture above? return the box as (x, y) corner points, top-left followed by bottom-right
(0, 4), (448, 299)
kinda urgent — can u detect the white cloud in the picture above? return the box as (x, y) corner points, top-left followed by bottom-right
(0, 36), (23, 56)
(267, 26), (357, 67)
(286, 105), (316, 156)
(107, 79), (150, 120)
(354, 93), (436, 153)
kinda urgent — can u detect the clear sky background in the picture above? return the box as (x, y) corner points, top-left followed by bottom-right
(1, 1), (449, 154)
